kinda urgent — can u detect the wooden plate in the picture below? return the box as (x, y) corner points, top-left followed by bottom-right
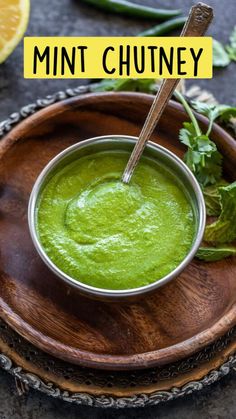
(0, 91), (235, 370)
(1, 317), (236, 408)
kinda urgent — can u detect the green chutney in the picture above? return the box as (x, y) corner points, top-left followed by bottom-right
(37, 150), (195, 290)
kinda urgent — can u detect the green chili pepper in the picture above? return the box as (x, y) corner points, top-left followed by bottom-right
(81, 0), (181, 20)
(139, 16), (186, 36)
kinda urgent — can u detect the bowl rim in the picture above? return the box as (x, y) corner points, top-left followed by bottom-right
(28, 134), (206, 299)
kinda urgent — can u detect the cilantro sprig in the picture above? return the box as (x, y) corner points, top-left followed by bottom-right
(191, 101), (236, 136)
(172, 92), (236, 262)
(174, 90), (223, 187)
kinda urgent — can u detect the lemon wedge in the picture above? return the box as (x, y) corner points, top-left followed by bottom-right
(0, 0), (30, 64)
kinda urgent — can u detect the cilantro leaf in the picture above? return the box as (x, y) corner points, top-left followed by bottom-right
(218, 106), (236, 123)
(179, 123), (222, 186)
(179, 122), (196, 147)
(226, 26), (236, 62)
(196, 245), (236, 261)
(191, 101), (236, 135)
(191, 148), (222, 186)
(191, 101), (217, 117)
(191, 101), (236, 122)
(213, 39), (230, 67)
(204, 181), (236, 243)
(203, 180), (228, 216)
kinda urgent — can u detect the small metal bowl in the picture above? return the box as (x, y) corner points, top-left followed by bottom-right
(28, 135), (206, 301)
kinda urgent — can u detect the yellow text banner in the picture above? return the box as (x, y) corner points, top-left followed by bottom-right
(24, 37), (212, 79)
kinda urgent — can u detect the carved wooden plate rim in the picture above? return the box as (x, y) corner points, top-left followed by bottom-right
(0, 317), (236, 408)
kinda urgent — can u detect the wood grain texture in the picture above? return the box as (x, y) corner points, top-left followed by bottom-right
(0, 317), (236, 397)
(0, 92), (235, 370)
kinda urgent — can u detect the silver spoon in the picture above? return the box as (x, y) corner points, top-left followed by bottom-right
(122, 2), (213, 184)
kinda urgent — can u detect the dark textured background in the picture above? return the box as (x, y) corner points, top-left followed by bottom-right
(0, 0), (236, 417)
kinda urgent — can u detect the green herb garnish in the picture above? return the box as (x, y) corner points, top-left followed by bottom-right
(226, 26), (236, 62)
(213, 39), (230, 68)
(213, 28), (236, 67)
(204, 182), (236, 244)
(191, 101), (236, 135)
(174, 90), (223, 187)
(196, 245), (236, 261)
(203, 181), (228, 216)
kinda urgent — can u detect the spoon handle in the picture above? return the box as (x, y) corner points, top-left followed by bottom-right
(122, 2), (213, 184)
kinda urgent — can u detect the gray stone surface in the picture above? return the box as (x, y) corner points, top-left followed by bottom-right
(0, 0), (235, 417)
